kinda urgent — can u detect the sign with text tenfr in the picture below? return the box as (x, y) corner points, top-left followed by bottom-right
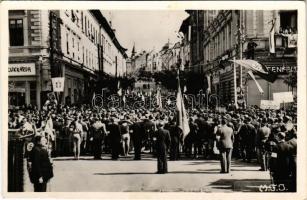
(273, 92), (294, 104)
(52, 77), (65, 92)
(260, 100), (280, 110)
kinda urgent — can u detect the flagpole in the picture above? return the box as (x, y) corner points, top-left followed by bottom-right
(240, 10), (243, 89)
(233, 57), (238, 109)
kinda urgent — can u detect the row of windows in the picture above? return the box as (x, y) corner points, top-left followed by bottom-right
(65, 10), (100, 46)
(65, 30), (97, 70)
(204, 21), (232, 62)
(9, 11), (124, 72)
(69, 10), (126, 64)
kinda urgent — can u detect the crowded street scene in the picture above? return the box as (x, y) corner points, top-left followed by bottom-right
(6, 8), (298, 193)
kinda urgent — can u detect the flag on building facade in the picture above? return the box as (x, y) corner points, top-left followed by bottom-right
(206, 75), (211, 94)
(176, 75), (190, 141)
(231, 59), (278, 83)
(117, 81), (122, 96)
(156, 88), (163, 108)
(269, 19), (276, 54)
(247, 70), (264, 94)
(51, 77), (65, 92)
(123, 95), (126, 104)
(183, 85), (187, 93)
(92, 92), (96, 102)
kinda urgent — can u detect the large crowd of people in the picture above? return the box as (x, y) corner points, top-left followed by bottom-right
(8, 94), (297, 192)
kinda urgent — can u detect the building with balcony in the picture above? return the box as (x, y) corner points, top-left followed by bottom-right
(202, 10), (297, 107)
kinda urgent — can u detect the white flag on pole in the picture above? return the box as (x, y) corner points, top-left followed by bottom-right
(51, 77), (65, 92)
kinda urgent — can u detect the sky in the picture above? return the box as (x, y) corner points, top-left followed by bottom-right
(101, 10), (189, 57)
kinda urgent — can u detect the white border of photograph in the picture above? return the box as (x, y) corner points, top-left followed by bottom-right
(0, 1), (306, 199)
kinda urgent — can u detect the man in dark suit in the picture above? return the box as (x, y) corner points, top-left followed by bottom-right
(28, 135), (53, 192)
(239, 117), (257, 162)
(195, 114), (206, 158)
(271, 132), (291, 188)
(168, 120), (181, 161)
(91, 117), (107, 160)
(216, 117), (234, 173)
(130, 120), (144, 160)
(143, 116), (155, 153)
(286, 130), (297, 192)
(156, 122), (171, 174)
(108, 118), (122, 160)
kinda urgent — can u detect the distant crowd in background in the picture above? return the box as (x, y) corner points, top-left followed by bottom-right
(279, 26), (297, 35)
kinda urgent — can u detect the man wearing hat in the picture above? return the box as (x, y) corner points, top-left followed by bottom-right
(155, 121), (171, 174)
(270, 131), (292, 188)
(216, 116), (234, 173)
(238, 116), (256, 162)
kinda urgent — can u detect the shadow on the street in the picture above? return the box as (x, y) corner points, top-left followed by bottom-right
(94, 170), (221, 175)
(211, 186), (233, 190)
(209, 178), (271, 192)
(185, 161), (220, 165)
(53, 157), (110, 161)
(94, 172), (154, 175)
(169, 171), (220, 174)
(231, 169), (261, 172)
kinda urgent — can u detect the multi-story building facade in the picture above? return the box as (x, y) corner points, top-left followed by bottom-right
(168, 42), (181, 71)
(178, 15), (191, 71)
(9, 10), (52, 108)
(186, 10), (205, 73)
(8, 10), (127, 108)
(133, 51), (147, 71)
(202, 10), (297, 106)
(146, 50), (160, 73)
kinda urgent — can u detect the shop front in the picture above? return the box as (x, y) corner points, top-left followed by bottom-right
(8, 62), (40, 108)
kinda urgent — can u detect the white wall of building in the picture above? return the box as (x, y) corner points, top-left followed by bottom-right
(59, 10), (99, 72)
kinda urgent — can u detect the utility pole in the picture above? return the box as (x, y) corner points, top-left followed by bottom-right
(239, 10), (244, 89)
(233, 57), (238, 109)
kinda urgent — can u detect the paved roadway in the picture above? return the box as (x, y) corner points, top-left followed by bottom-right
(24, 154), (271, 192)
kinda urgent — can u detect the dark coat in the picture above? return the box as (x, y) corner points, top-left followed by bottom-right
(239, 123), (257, 146)
(168, 124), (181, 145)
(156, 128), (171, 156)
(131, 122), (144, 145)
(143, 119), (155, 137)
(108, 123), (121, 143)
(195, 117), (206, 140)
(29, 145), (53, 183)
(273, 141), (291, 179)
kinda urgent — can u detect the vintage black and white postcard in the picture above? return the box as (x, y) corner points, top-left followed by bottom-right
(0, 1), (306, 199)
